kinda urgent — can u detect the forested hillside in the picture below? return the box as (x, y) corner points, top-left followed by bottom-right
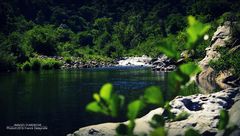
(1, 0), (240, 71)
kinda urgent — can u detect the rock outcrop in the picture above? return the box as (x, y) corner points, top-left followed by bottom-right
(197, 21), (240, 90)
(151, 55), (176, 72)
(199, 21), (232, 69)
(67, 87), (240, 136)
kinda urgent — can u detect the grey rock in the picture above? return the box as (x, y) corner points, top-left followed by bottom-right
(67, 87), (240, 136)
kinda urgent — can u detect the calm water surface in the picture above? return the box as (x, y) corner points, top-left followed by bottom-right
(0, 67), (172, 136)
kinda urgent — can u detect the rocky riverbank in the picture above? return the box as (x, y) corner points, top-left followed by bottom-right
(117, 55), (152, 67)
(37, 55), (117, 69)
(67, 87), (240, 136)
(37, 55), (177, 71)
(116, 55), (177, 72)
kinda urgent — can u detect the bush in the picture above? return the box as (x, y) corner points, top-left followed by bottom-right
(23, 25), (58, 56)
(41, 58), (63, 70)
(53, 61), (62, 69)
(22, 62), (31, 71)
(30, 58), (41, 71)
(42, 62), (52, 70)
(209, 48), (240, 76)
(64, 57), (72, 64)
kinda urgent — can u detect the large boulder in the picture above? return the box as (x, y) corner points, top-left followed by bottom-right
(67, 87), (240, 136)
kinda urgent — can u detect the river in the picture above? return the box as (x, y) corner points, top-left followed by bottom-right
(0, 67), (198, 135)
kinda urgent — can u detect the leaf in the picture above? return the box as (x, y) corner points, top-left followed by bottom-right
(174, 111), (189, 121)
(184, 128), (200, 136)
(86, 102), (102, 113)
(144, 86), (164, 106)
(179, 62), (201, 76)
(217, 110), (229, 130)
(109, 94), (125, 117)
(127, 100), (144, 120)
(186, 16), (211, 49)
(149, 114), (165, 128)
(158, 40), (180, 60)
(93, 93), (101, 102)
(150, 127), (167, 136)
(100, 83), (113, 102)
(116, 124), (128, 135)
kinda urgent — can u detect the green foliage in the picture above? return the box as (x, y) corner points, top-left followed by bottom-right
(77, 31), (94, 46)
(144, 86), (164, 106)
(179, 62), (201, 76)
(23, 25), (58, 56)
(149, 115), (165, 128)
(217, 110), (238, 136)
(86, 83), (125, 117)
(22, 62), (31, 71)
(150, 127), (167, 136)
(41, 58), (63, 70)
(209, 48), (240, 76)
(166, 13), (186, 34)
(186, 16), (211, 50)
(64, 57), (72, 64)
(158, 38), (180, 60)
(0, 53), (16, 72)
(94, 17), (112, 32)
(116, 123), (128, 135)
(20, 57), (62, 71)
(184, 128), (200, 136)
(127, 100), (145, 120)
(30, 58), (41, 71)
(173, 111), (189, 121)
(217, 110), (229, 130)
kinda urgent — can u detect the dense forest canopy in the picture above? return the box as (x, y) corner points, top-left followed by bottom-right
(1, 0), (240, 71)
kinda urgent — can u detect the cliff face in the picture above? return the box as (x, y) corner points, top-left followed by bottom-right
(197, 21), (240, 90)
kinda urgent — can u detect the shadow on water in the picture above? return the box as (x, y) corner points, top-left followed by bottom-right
(0, 67), (199, 135)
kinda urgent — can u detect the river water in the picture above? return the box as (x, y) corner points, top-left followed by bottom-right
(0, 67), (196, 135)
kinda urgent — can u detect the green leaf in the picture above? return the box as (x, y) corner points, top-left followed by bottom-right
(127, 100), (144, 120)
(179, 62), (201, 76)
(159, 40), (180, 60)
(174, 111), (189, 121)
(186, 16), (210, 49)
(149, 115), (165, 128)
(184, 128), (200, 136)
(109, 95), (125, 117)
(93, 93), (101, 102)
(217, 110), (229, 130)
(144, 86), (164, 106)
(86, 102), (102, 113)
(116, 124), (128, 135)
(150, 127), (167, 136)
(100, 83), (113, 102)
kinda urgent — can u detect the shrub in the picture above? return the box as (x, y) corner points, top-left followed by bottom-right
(22, 62), (31, 71)
(52, 61), (62, 69)
(64, 57), (72, 64)
(42, 62), (52, 70)
(209, 48), (240, 76)
(23, 25), (58, 56)
(30, 58), (41, 71)
(42, 58), (63, 70)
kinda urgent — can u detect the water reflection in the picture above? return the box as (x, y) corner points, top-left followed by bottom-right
(0, 67), (167, 135)
(0, 67), (204, 135)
